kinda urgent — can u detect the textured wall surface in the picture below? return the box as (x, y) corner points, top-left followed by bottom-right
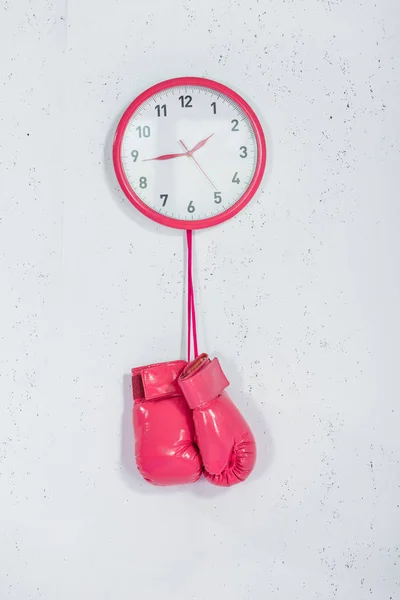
(1, 1), (399, 599)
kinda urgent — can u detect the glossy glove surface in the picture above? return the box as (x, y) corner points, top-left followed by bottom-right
(179, 354), (256, 487)
(132, 360), (202, 486)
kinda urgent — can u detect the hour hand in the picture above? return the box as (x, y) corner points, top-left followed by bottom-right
(189, 133), (214, 155)
(143, 151), (187, 161)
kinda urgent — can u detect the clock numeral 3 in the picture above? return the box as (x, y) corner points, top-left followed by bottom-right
(239, 146), (248, 158)
(136, 126), (151, 138)
(232, 172), (240, 184)
(214, 192), (222, 204)
(131, 150), (139, 161)
(155, 104), (167, 117)
(179, 95), (193, 108)
(139, 177), (147, 189)
(160, 194), (168, 207)
(187, 201), (195, 213)
(231, 119), (239, 132)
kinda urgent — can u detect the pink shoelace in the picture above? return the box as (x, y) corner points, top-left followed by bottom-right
(186, 230), (198, 362)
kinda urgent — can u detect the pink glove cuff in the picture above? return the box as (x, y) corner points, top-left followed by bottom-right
(132, 360), (187, 401)
(178, 357), (229, 410)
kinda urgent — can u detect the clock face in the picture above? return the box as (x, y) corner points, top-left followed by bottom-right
(113, 78), (266, 229)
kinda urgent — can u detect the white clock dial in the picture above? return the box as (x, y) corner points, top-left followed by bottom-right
(119, 85), (258, 221)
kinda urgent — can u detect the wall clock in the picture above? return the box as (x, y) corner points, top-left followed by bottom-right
(113, 77), (266, 229)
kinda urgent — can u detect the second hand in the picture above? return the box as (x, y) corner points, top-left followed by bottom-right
(178, 140), (217, 191)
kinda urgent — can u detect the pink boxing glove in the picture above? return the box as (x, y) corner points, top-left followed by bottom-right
(132, 360), (202, 486)
(178, 354), (256, 487)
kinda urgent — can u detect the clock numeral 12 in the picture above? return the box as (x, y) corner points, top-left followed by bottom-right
(179, 95), (193, 108)
(155, 104), (167, 117)
(160, 194), (168, 207)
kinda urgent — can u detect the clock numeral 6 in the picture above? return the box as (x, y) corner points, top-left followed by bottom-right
(187, 201), (195, 213)
(136, 125), (151, 138)
(131, 150), (139, 161)
(214, 192), (222, 204)
(160, 194), (168, 207)
(232, 172), (240, 184)
(179, 95), (193, 108)
(155, 104), (167, 117)
(231, 119), (239, 132)
(139, 177), (147, 189)
(239, 146), (248, 158)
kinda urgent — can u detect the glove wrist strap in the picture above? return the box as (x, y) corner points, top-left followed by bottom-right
(132, 360), (186, 401)
(178, 358), (229, 410)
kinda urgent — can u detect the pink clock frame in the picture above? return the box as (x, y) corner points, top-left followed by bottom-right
(113, 77), (267, 230)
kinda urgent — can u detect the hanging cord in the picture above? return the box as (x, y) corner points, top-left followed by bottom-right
(186, 230), (198, 362)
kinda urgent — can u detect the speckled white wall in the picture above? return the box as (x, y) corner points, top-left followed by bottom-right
(1, 1), (400, 599)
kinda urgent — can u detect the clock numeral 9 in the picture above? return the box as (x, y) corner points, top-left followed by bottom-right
(136, 125), (151, 138)
(139, 177), (147, 189)
(187, 201), (195, 213)
(179, 95), (193, 108)
(160, 194), (168, 207)
(231, 119), (239, 132)
(214, 192), (222, 204)
(232, 172), (240, 184)
(131, 150), (139, 161)
(155, 104), (167, 117)
(239, 146), (247, 158)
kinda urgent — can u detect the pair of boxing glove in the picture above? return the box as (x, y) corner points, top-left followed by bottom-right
(132, 353), (256, 487)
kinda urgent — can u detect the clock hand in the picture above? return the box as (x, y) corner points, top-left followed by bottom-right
(179, 139), (217, 190)
(143, 151), (188, 161)
(142, 134), (214, 163)
(189, 133), (215, 155)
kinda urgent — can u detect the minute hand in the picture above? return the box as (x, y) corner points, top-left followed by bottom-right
(143, 152), (187, 162)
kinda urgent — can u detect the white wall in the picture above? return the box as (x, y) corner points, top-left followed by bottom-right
(1, 1), (399, 599)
